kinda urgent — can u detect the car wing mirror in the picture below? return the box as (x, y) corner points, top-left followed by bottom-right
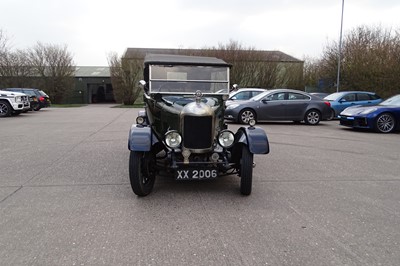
(231, 84), (239, 92)
(261, 99), (269, 103)
(139, 80), (149, 93)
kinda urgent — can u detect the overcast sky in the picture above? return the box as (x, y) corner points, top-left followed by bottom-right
(1, 0), (399, 66)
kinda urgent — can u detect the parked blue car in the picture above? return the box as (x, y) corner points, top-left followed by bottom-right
(324, 91), (383, 118)
(339, 94), (400, 133)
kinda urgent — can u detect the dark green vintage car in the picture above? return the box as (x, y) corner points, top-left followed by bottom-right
(128, 54), (270, 196)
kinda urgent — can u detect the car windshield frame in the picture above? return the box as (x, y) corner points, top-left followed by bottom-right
(149, 64), (230, 95)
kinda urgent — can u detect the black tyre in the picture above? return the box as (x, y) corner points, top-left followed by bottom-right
(0, 101), (12, 117)
(129, 151), (156, 196)
(304, 109), (321, 125)
(375, 113), (396, 133)
(33, 103), (41, 111)
(240, 145), (254, 195)
(238, 109), (256, 124)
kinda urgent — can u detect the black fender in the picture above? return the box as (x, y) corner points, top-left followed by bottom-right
(234, 126), (269, 154)
(128, 124), (159, 151)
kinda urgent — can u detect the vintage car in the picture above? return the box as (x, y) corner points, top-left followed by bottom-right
(128, 54), (270, 196)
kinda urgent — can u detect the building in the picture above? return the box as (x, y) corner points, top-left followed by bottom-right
(68, 66), (114, 104)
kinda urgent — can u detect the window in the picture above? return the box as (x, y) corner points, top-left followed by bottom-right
(341, 93), (356, 102)
(266, 92), (285, 101)
(357, 93), (370, 101)
(288, 93), (309, 100)
(234, 91), (252, 100)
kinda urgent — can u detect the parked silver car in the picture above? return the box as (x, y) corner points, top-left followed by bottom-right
(226, 88), (267, 106)
(225, 89), (333, 125)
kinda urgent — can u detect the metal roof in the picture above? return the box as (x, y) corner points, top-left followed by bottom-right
(144, 54), (230, 67)
(74, 66), (110, 77)
(124, 48), (302, 63)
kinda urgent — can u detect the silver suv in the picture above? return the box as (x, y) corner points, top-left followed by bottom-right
(0, 90), (30, 117)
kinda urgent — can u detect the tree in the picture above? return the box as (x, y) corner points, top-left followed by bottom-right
(319, 25), (400, 98)
(108, 52), (143, 105)
(27, 42), (75, 103)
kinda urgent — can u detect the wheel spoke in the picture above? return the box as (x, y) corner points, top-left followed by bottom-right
(378, 114), (394, 132)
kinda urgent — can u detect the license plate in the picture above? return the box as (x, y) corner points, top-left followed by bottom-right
(175, 168), (218, 180)
(346, 117), (355, 120)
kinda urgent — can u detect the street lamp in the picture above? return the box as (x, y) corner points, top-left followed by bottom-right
(337, 0), (345, 92)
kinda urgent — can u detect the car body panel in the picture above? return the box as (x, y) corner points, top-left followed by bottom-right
(339, 94), (400, 132)
(324, 91), (382, 117)
(3, 88), (51, 109)
(225, 89), (332, 123)
(128, 54), (270, 195)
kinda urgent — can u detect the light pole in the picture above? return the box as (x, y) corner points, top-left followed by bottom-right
(336, 0), (345, 92)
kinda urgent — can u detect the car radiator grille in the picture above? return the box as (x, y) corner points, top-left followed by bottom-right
(183, 115), (213, 150)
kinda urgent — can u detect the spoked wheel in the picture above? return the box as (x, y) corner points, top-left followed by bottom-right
(375, 113), (396, 133)
(239, 109), (256, 124)
(129, 151), (156, 196)
(240, 145), (254, 196)
(0, 101), (12, 117)
(304, 109), (321, 125)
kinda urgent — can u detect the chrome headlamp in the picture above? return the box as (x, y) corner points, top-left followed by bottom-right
(165, 130), (182, 149)
(217, 130), (235, 148)
(136, 116), (145, 125)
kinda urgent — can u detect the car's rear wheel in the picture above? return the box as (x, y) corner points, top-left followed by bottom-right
(0, 101), (12, 117)
(240, 145), (253, 196)
(238, 109), (256, 124)
(32, 103), (41, 111)
(304, 109), (321, 125)
(129, 150), (156, 196)
(375, 113), (396, 133)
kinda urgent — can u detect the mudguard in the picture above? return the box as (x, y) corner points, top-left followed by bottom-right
(235, 126), (269, 154)
(128, 124), (159, 151)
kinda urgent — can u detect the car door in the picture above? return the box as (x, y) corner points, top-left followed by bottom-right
(337, 93), (356, 114)
(285, 92), (310, 120)
(257, 92), (287, 120)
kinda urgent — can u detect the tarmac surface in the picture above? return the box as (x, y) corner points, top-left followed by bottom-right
(1, 105), (399, 265)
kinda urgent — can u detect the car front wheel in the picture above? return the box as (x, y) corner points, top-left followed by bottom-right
(129, 151), (156, 196)
(0, 101), (12, 117)
(375, 113), (396, 133)
(304, 109), (321, 125)
(238, 109), (256, 124)
(240, 145), (254, 195)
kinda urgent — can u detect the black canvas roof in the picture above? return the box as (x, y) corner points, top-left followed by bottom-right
(144, 54), (231, 67)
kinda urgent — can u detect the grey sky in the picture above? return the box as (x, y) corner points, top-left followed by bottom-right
(1, 0), (399, 66)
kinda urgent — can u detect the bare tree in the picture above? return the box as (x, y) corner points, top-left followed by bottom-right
(319, 25), (400, 97)
(0, 49), (33, 88)
(108, 52), (143, 105)
(27, 42), (75, 103)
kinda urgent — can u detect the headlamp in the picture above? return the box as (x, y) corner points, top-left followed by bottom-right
(165, 130), (182, 149)
(218, 130), (235, 148)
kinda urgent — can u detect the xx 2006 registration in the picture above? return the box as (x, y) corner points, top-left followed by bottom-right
(176, 169), (218, 180)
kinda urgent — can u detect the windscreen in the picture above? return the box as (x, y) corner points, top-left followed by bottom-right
(149, 65), (229, 94)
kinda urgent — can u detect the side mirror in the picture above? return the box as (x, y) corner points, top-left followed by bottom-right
(231, 84), (239, 92)
(139, 80), (148, 93)
(262, 99), (269, 103)
(139, 80), (146, 88)
(339, 99), (346, 103)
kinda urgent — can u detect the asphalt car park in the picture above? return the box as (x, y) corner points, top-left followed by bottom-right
(1, 105), (399, 265)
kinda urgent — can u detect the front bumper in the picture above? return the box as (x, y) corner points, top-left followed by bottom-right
(339, 115), (369, 128)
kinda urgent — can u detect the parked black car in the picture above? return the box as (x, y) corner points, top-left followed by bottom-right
(225, 89), (333, 125)
(128, 54), (270, 196)
(3, 88), (51, 110)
